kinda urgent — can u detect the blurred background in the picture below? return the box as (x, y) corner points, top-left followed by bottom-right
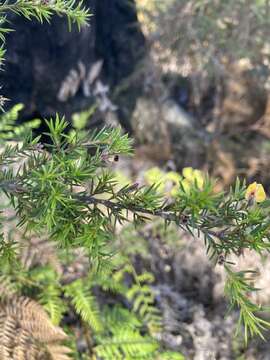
(3, 1), (270, 358)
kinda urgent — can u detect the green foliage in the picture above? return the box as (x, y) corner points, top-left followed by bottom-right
(1, 118), (270, 345)
(95, 304), (161, 359)
(126, 273), (162, 336)
(224, 265), (270, 344)
(65, 278), (103, 333)
(94, 328), (159, 360)
(0, 0), (90, 30)
(0, 1), (183, 358)
(0, 237), (184, 358)
(0, 103), (41, 141)
(0, 0), (270, 354)
(1, 117), (269, 344)
(31, 266), (65, 325)
(72, 105), (97, 130)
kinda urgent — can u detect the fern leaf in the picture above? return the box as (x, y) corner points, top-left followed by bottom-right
(11, 327), (41, 360)
(0, 311), (45, 360)
(0, 312), (17, 359)
(95, 328), (159, 359)
(0, 103), (40, 141)
(64, 279), (103, 333)
(104, 306), (142, 333)
(0, 297), (71, 360)
(0, 274), (19, 299)
(2, 296), (67, 342)
(47, 344), (72, 360)
(126, 283), (162, 336)
(39, 283), (65, 325)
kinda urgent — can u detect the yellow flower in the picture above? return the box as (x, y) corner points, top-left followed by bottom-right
(182, 167), (204, 190)
(144, 167), (166, 192)
(181, 178), (191, 193)
(245, 182), (266, 203)
(145, 168), (183, 197)
(164, 171), (181, 197)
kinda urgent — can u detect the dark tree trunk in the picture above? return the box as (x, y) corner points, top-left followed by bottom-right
(0, 0), (145, 124)
(95, 0), (145, 86)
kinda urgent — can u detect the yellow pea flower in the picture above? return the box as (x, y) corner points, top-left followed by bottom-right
(144, 167), (166, 192)
(164, 171), (181, 197)
(182, 167), (193, 180)
(182, 167), (204, 190)
(181, 178), (191, 193)
(245, 182), (266, 203)
(145, 168), (183, 197)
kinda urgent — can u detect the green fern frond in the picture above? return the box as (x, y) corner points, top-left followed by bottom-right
(64, 279), (103, 333)
(126, 282), (162, 336)
(27, 265), (65, 325)
(112, 263), (134, 284)
(104, 306), (142, 332)
(0, 103), (23, 124)
(136, 273), (155, 284)
(0, 104), (40, 141)
(90, 255), (131, 294)
(95, 328), (159, 360)
(94, 275), (127, 294)
(39, 283), (65, 325)
(0, 274), (19, 299)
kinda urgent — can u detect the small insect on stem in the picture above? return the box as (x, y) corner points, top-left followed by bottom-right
(180, 214), (189, 224)
(217, 253), (226, 265)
